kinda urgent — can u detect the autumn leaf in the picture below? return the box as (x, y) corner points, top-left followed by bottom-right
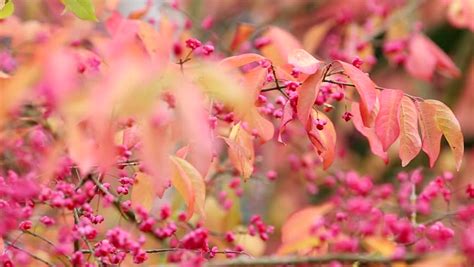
(398, 96), (422, 166)
(296, 68), (324, 125)
(307, 111), (337, 169)
(337, 61), (378, 127)
(406, 34), (460, 80)
(131, 172), (156, 211)
(63, 0), (97, 21)
(277, 203), (333, 255)
(303, 20), (334, 54)
(417, 101), (443, 168)
(219, 53), (265, 69)
(288, 49), (322, 75)
(170, 156), (206, 220)
(259, 26), (302, 67)
(424, 100), (464, 170)
(0, 0), (14, 19)
(278, 102), (296, 144)
(352, 102), (388, 163)
(230, 24), (255, 52)
(223, 123), (255, 180)
(375, 89), (404, 151)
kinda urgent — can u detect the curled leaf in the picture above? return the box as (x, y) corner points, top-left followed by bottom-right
(223, 123), (255, 180)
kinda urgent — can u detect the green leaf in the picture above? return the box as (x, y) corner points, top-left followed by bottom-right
(63, 0), (97, 21)
(0, 1), (14, 19)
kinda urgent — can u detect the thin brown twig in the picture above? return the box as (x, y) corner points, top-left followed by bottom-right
(4, 240), (54, 267)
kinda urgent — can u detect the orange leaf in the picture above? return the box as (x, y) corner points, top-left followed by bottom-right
(297, 68), (324, 124)
(424, 99), (464, 170)
(278, 102), (296, 144)
(417, 101), (443, 168)
(278, 203), (333, 255)
(259, 26), (302, 67)
(170, 156), (206, 220)
(307, 111), (336, 169)
(303, 20), (334, 54)
(399, 96), (422, 166)
(338, 61), (377, 127)
(230, 23), (255, 52)
(375, 89), (403, 151)
(352, 103), (388, 163)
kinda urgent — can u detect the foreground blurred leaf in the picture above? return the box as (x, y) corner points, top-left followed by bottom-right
(131, 172), (155, 211)
(0, 0), (14, 19)
(63, 0), (97, 21)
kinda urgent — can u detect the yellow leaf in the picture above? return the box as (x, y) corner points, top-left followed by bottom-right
(223, 123), (255, 180)
(170, 156), (206, 220)
(424, 99), (464, 171)
(131, 172), (156, 211)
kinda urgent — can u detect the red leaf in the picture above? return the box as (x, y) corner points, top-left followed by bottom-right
(375, 89), (403, 151)
(352, 103), (388, 163)
(417, 101), (443, 168)
(406, 34), (460, 80)
(337, 61), (377, 127)
(398, 96), (422, 166)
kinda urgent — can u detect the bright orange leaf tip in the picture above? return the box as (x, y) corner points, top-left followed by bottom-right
(277, 203), (333, 255)
(288, 49), (323, 75)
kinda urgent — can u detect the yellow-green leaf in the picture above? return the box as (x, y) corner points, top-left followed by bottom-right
(0, 0), (14, 19)
(170, 156), (206, 220)
(425, 99), (464, 170)
(63, 0), (97, 21)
